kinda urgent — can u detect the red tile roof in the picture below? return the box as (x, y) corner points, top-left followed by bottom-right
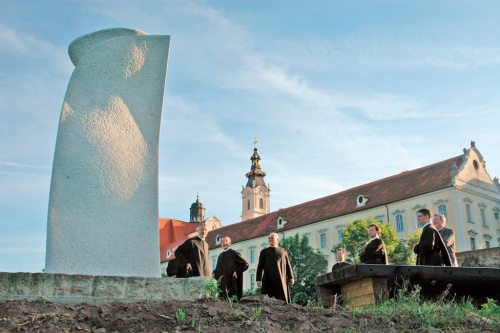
(159, 219), (199, 262)
(206, 154), (464, 249)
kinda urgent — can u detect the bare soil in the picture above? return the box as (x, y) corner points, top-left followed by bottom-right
(0, 295), (497, 332)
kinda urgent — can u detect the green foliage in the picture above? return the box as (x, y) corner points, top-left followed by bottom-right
(175, 309), (187, 325)
(191, 319), (202, 331)
(331, 216), (421, 264)
(242, 287), (261, 297)
(204, 277), (222, 299)
(280, 233), (328, 305)
(481, 298), (500, 320)
(359, 279), (499, 330)
(250, 306), (262, 321)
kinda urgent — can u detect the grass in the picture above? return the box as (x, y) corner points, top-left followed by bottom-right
(356, 279), (500, 331)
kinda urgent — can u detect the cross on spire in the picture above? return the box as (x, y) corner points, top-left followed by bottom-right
(254, 138), (258, 148)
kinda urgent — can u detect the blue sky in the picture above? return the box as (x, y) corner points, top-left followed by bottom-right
(1, 1), (499, 273)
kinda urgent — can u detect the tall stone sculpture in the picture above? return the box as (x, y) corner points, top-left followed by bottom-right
(45, 28), (170, 277)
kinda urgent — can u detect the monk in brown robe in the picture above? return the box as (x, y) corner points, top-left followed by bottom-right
(212, 237), (249, 300)
(414, 209), (452, 266)
(256, 233), (295, 303)
(359, 224), (389, 265)
(175, 223), (210, 277)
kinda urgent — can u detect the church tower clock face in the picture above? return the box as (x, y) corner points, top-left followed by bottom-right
(258, 189), (264, 196)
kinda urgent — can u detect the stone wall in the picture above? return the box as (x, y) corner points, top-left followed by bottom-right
(456, 247), (500, 268)
(0, 272), (211, 305)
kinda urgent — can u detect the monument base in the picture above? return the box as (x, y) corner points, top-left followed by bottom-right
(0, 272), (210, 305)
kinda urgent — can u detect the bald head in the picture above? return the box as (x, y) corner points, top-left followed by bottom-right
(221, 237), (231, 250)
(268, 233), (279, 247)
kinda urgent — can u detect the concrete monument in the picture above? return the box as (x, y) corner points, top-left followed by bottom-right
(45, 28), (170, 277)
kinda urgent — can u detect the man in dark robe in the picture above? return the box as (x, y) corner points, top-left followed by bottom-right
(175, 223), (210, 277)
(432, 213), (458, 267)
(256, 233), (295, 303)
(359, 224), (389, 264)
(332, 248), (352, 271)
(414, 209), (452, 266)
(212, 237), (249, 300)
(166, 258), (179, 277)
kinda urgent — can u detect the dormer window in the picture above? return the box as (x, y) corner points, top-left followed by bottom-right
(216, 234), (222, 245)
(277, 216), (288, 229)
(356, 195), (368, 207)
(167, 250), (172, 258)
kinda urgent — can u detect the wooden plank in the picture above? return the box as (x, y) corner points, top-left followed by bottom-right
(341, 277), (374, 299)
(348, 294), (375, 308)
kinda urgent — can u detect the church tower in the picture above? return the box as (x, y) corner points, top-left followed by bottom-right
(241, 140), (271, 221)
(189, 194), (205, 222)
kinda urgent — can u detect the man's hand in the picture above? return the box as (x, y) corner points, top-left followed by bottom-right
(186, 263), (192, 270)
(256, 281), (262, 288)
(233, 272), (238, 278)
(290, 279), (295, 286)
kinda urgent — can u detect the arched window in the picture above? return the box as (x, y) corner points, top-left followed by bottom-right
(396, 214), (404, 232)
(480, 209), (488, 226)
(259, 198), (263, 209)
(465, 204), (472, 223)
(438, 204), (448, 219)
(247, 199), (250, 210)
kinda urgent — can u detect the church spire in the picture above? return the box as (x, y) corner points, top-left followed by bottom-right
(241, 140), (271, 221)
(245, 139), (267, 188)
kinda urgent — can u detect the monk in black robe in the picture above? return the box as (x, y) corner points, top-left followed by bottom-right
(256, 233), (295, 303)
(414, 209), (452, 266)
(213, 237), (249, 300)
(332, 248), (352, 271)
(359, 224), (389, 265)
(175, 223), (211, 277)
(166, 258), (179, 277)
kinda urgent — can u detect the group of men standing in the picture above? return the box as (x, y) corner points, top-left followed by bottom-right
(168, 207), (458, 304)
(168, 224), (295, 303)
(332, 208), (458, 271)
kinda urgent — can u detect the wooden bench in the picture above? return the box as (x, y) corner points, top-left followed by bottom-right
(315, 265), (500, 308)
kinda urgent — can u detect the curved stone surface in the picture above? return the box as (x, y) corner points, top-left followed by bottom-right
(68, 28), (148, 66)
(45, 29), (170, 278)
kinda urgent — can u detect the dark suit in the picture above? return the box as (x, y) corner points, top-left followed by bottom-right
(213, 248), (249, 300)
(332, 261), (352, 271)
(166, 258), (179, 277)
(414, 223), (452, 266)
(439, 227), (458, 267)
(360, 238), (389, 264)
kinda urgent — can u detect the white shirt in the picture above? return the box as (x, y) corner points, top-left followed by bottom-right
(197, 235), (205, 241)
(423, 222), (432, 228)
(223, 247), (231, 252)
(371, 236), (379, 241)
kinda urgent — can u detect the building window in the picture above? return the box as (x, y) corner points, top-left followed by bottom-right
(485, 241), (490, 249)
(259, 198), (263, 209)
(466, 204), (473, 223)
(320, 233), (327, 249)
(480, 209), (488, 227)
(438, 204), (448, 219)
(250, 273), (255, 289)
(247, 199), (250, 210)
(167, 250), (172, 258)
(377, 219), (384, 225)
(396, 214), (404, 232)
(338, 229), (344, 243)
(494, 212), (499, 221)
(470, 237), (476, 251)
(212, 258), (217, 269)
(250, 250), (255, 264)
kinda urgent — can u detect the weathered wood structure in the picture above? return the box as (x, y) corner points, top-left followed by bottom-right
(315, 265), (500, 308)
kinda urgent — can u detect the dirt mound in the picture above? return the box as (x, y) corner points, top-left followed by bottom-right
(0, 296), (496, 332)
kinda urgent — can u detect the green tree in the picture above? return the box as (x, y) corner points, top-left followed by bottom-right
(331, 216), (420, 264)
(279, 233), (328, 305)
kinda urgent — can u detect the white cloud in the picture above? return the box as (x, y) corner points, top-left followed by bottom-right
(0, 161), (52, 169)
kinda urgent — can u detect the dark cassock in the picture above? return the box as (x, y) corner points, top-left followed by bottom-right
(213, 248), (249, 300)
(439, 227), (458, 267)
(359, 237), (389, 264)
(414, 223), (452, 266)
(166, 258), (180, 277)
(256, 246), (294, 303)
(174, 236), (210, 277)
(331, 261), (352, 271)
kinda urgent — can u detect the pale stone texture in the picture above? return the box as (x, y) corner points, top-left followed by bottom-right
(45, 28), (170, 277)
(0, 273), (210, 305)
